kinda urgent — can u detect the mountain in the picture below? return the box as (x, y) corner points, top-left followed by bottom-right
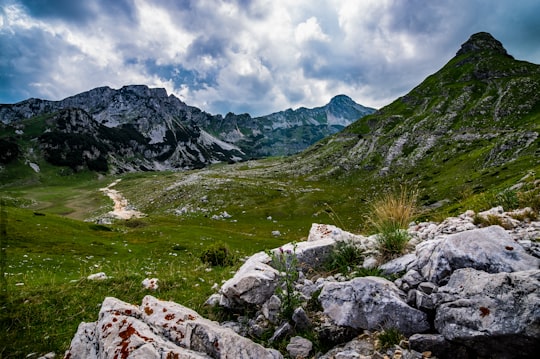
(198, 95), (375, 157)
(0, 86), (372, 174)
(0, 85), (248, 172)
(291, 32), (540, 203)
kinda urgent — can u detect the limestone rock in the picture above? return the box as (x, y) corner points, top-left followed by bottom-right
(379, 253), (416, 275)
(434, 268), (540, 358)
(286, 336), (313, 358)
(218, 251), (279, 307)
(319, 277), (430, 336)
(415, 225), (539, 284)
(408, 333), (467, 359)
(65, 295), (281, 359)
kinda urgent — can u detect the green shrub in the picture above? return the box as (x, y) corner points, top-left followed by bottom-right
(366, 185), (418, 232)
(323, 240), (364, 275)
(366, 185), (417, 260)
(376, 225), (410, 259)
(377, 327), (404, 350)
(200, 242), (235, 267)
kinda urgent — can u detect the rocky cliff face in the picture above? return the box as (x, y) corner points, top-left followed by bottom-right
(0, 86), (373, 172)
(185, 94), (375, 157)
(0, 85), (248, 172)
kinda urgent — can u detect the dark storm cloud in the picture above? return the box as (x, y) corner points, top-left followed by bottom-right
(0, 22), (83, 102)
(19, 0), (135, 24)
(1, 0), (539, 115)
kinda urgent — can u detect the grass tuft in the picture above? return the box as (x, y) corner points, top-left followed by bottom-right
(366, 185), (418, 259)
(377, 327), (405, 351)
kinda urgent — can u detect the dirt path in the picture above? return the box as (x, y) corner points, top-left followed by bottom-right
(100, 179), (145, 220)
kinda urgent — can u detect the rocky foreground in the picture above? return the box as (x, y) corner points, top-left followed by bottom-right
(65, 207), (540, 359)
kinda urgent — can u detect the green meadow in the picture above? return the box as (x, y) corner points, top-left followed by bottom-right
(1, 156), (539, 358)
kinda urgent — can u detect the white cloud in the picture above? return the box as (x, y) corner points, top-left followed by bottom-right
(295, 17), (330, 44)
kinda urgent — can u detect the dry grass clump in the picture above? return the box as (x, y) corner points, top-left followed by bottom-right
(366, 185), (419, 258)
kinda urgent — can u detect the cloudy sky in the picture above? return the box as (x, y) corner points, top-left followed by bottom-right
(1, 0), (539, 116)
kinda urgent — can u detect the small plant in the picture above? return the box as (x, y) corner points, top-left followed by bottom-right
(200, 242), (236, 267)
(268, 244), (301, 321)
(377, 327), (405, 351)
(494, 189), (519, 210)
(376, 225), (411, 258)
(323, 240), (364, 275)
(366, 185), (418, 259)
(366, 184), (419, 231)
(473, 213), (502, 227)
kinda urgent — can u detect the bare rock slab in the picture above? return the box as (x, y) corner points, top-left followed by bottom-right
(319, 276), (430, 336)
(415, 225), (539, 284)
(435, 268), (540, 358)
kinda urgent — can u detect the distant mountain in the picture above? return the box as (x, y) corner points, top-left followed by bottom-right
(293, 32), (539, 202)
(0, 85), (247, 172)
(198, 95), (375, 157)
(0, 85), (373, 173)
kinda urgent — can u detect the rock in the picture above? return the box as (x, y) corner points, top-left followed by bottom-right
(417, 282), (437, 295)
(292, 307), (312, 331)
(269, 322), (292, 343)
(218, 251), (279, 307)
(409, 334), (467, 359)
(379, 253), (417, 275)
(398, 269), (424, 291)
(319, 277), (430, 336)
(434, 268), (540, 358)
(65, 297), (209, 359)
(415, 225), (539, 284)
(37, 353), (56, 359)
(362, 256), (378, 269)
(317, 333), (376, 359)
(414, 290), (435, 311)
(141, 277), (159, 290)
(262, 295), (281, 323)
(286, 336), (313, 358)
(65, 295), (282, 359)
(86, 272), (108, 281)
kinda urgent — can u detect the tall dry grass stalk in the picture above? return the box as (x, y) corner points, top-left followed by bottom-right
(367, 185), (419, 232)
(366, 185), (419, 258)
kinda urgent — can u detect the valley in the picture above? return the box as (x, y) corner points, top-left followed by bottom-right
(0, 32), (539, 358)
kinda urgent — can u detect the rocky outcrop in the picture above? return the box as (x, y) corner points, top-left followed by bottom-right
(66, 206), (540, 359)
(415, 225), (539, 284)
(319, 276), (430, 336)
(65, 295), (281, 359)
(433, 268), (540, 358)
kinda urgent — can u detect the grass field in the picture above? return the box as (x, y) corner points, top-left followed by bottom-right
(1, 157), (538, 358)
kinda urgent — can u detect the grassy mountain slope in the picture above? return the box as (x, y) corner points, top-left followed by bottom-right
(291, 32), (540, 211)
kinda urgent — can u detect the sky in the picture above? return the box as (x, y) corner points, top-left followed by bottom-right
(1, 0), (539, 116)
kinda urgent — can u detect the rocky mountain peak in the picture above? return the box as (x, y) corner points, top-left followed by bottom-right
(456, 32), (513, 58)
(328, 94), (353, 105)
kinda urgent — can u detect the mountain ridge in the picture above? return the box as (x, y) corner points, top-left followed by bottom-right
(288, 32), (539, 194)
(0, 86), (373, 174)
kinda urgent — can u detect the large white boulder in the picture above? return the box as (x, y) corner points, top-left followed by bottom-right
(65, 295), (281, 359)
(218, 251), (279, 307)
(319, 276), (430, 336)
(434, 268), (540, 358)
(415, 225), (539, 284)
